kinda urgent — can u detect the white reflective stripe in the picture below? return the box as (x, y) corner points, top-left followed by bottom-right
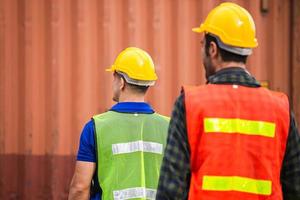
(113, 187), (156, 200)
(112, 140), (163, 155)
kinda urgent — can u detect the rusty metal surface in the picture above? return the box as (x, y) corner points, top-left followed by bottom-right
(0, 155), (75, 199)
(292, 0), (300, 124)
(0, 0), (295, 199)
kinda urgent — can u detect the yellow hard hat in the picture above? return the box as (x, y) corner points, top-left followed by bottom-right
(106, 47), (158, 86)
(193, 2), (258, 49)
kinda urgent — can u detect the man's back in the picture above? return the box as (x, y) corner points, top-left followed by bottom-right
(94, 111), (169, 200)
(184, 84), (289, 199)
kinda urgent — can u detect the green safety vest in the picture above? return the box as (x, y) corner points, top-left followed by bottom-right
(93, 111), (169, 200)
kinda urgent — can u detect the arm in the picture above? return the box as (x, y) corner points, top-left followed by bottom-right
(281, 112), (300, 200)
(69, 120), (98, 200)
(68, 161), (96, 200)
(156, 93), (191, 200)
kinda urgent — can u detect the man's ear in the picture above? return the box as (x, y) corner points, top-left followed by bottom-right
(209, 41), (218, 58)
(120, 77), (126, 91)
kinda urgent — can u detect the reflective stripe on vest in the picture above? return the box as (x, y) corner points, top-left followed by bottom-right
(112, 140), (163, 155)
(202, 175), (272, 195)
(113, 187), (156, 200)
(204, 118), (276, 137)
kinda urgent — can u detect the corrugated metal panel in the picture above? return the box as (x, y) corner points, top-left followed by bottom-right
(0, 0), (294, 199)
(292, 0), (300, 123)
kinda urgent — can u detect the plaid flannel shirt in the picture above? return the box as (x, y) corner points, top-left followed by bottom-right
(156, 67), (300, 200)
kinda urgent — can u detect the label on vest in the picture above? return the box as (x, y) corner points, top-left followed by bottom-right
(112, 140), (163, 155)
(113, 187), (156, 200)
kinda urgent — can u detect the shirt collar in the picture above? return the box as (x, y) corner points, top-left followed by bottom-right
(110, 102), (155, 114)
(208, 67), (261, 87)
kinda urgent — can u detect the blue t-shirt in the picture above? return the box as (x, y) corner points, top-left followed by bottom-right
(77, 102), (155, 200)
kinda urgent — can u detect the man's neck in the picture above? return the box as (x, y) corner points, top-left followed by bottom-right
(118, 95), (145, 103)
(216, 61), (246, 71)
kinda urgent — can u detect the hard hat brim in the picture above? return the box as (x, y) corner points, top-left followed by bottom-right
(192, 24), (205, 33)
(192, 27), (201, 33)
(105, 65), (116, 72)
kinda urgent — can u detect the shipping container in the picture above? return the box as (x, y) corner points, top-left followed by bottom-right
(0, 0), (298, 199)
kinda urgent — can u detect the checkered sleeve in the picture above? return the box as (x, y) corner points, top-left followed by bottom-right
(156, 93), (191, 200)
(281, 112), (300, 200)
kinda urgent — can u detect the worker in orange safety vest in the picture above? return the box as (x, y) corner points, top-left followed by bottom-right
(156, 2), (300, 200)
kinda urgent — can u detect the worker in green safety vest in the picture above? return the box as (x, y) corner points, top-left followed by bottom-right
(69, 47), (169, 200)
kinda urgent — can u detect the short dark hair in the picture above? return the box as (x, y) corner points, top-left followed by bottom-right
(115, 72), (149, 94)
(126, 82), (149, 94)
(205, 34), (248, 64)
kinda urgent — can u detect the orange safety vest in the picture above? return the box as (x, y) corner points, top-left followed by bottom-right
(184, 84), (289, 200)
